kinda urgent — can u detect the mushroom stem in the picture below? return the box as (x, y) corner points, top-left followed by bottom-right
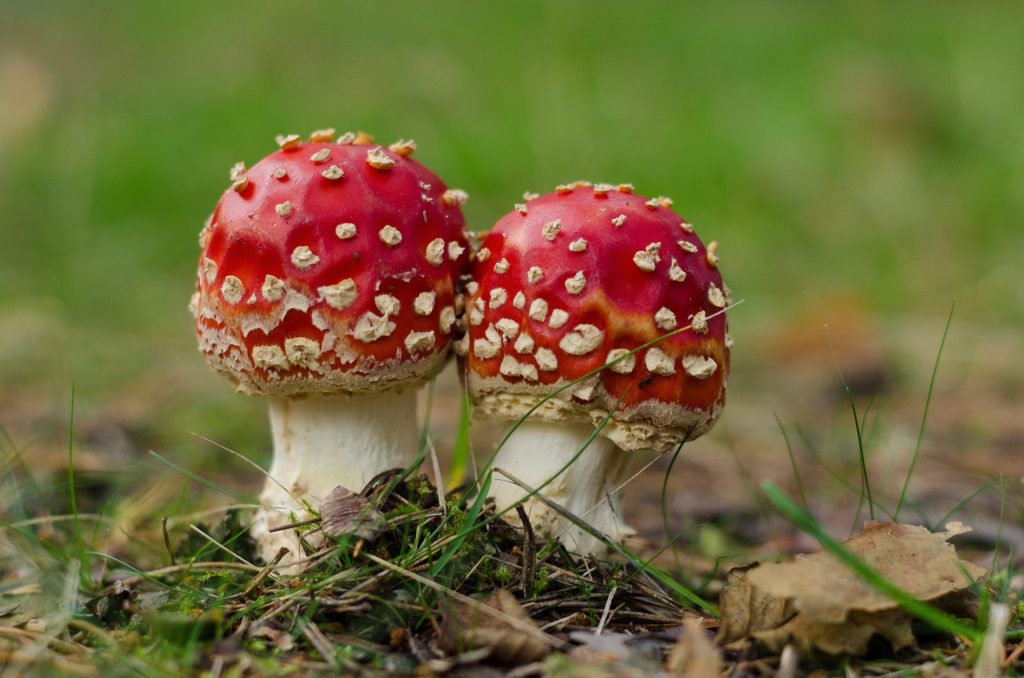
(488, 421), (655, 555)
(251, 390), (418, 566)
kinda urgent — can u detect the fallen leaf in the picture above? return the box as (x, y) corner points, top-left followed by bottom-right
(319, 486), (385, 541)
(439, 589), (551, 664)
(667, 617), (722, 677)
(717, 521), (985, 655)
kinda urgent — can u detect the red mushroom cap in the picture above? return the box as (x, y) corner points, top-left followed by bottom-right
(464, 183), (730, 452)
(190, 132), (470, 396)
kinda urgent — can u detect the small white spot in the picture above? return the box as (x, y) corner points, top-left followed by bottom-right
(499, 355), (538, 382)
(485, 324), (502, 346)
(291, 246), (320, 269)
(366, 147), (395, 170)
(405, 330), (436, 354)
(568, 238), (588, 253)
(221, 276), (244, 305)
(252, 345), (289, 370)
(514, 332), (535, 354)
(275, 133), (301, 150)
(374, 294), (400, 316)
(706, 241), (719, 267)
(655, 307), (677, 330)
(473, 337), (501, 360)
(229, 162), (248, 192)
(529, 299), (549, 322)
(285, 337), (321, 367)
(203, 258), (218, 284)
(440, 306), (457, 333)
(469, 308), (484, 326)
(352, 312), (396, 342)
(559, 324), (604, 355)
(617, 183), (635, 194)
(690, 310), (708, 334)
(310, 148), (331, 164)
(564, 271), (586, 295)
(320, 279), (358, 310)
(442, 189), (469, 207)
(678, 239), (698, 253)
(273, 168), (288, 180)
(489, 288), (508, 309)
(336, 223), (357, 239)
(515, 203), (528, 215)
(425, 238), (445, 265)
(527, 266), (544, 284)
(657, 196), (673, 208)
(389, 139), (417, 156)
(379, 225), (402, 247)
(683, 355), (718, 379)
(669, 258), (687, 282)
(605, 349), (635, 374)
(309, 128), (335, 142)
(593, 183), (613, 196)
(262, 275), (285, 302)
(321, 164), (344, 180)
(542, 220), (561, 240)
(708, 283), (726, 308)
(454, 332), (469, 356)
(549, 309), (569, 329)
(476, 247), (491, 262)
(466, 281), (479, 295)
(725, 332), (734, 349)
(512, 291), (526, 309)
(448, 241), (466, 261)
(495, 318), (520, 339)
(573, 379), (598, 401)
(474, 297), (485, 311)
(414, 291), (436, 316)
(337, 131), (356, 145)
(679, 221), (694, 233)
(535, 347), (558, 371)
(612, 214), (626, 227)
(644, 198), (661, 210)
(645, 348), (676, 375)
(633, 243), (661, 272)
(275, 201), (293, 217)
(523, 191), (539, 201)
(493, 258), (510, 273)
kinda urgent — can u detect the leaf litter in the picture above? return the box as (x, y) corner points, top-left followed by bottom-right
(717, 521), (987, 655)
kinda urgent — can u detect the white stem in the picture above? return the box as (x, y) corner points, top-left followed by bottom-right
(250, 390), (418, 566)
(488, 421), (655, 555)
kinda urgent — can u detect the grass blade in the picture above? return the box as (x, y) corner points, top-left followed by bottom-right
(895, 301), (955, 518)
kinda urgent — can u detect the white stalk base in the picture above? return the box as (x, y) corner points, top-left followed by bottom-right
(251, 391), (418, 568)
(488, 421), (656, 555)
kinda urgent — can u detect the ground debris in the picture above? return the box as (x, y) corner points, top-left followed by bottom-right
(667, 617), (722, 677)
(440, 589), (552, 665)
(319, 485), (385, 540)
(717, 521), (986, 655)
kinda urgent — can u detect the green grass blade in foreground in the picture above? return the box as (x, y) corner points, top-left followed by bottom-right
(148, 450), (262, 505)
(762, 481), (981, 644)
(428, 471), (491, 576)
(66, 383), (88, 580)
(448, 385), (473, 490)
(896, 301), (955, 519)
(775, 414), (808, 510)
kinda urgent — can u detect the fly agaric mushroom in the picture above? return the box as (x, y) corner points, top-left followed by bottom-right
(465, 182), (730, 554)
(190, 130), (469, 564)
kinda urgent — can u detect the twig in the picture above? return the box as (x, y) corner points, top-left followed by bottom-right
(239, 547), (287, 598)
(595, 585), (618, 635)
(162, 516), (175, 566)
(516, 504), (537, 597)
(189, 524), (257, 568)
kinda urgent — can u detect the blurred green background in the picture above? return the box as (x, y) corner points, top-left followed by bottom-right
(1, 2), (1022, 499)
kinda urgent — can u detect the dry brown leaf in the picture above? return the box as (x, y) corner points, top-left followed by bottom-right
(439, 589), (551, 664)
(717, 521), (986, 656)
(667, 617), (722, 677)
(318, 486), (385, 541)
